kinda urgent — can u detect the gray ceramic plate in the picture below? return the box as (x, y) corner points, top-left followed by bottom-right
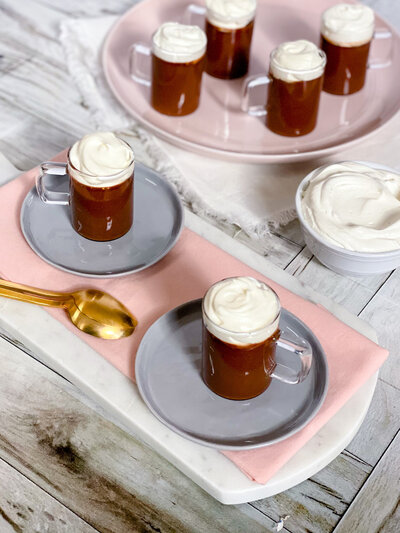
(136, 299), (329, 450)
(20, 163), (183, 278)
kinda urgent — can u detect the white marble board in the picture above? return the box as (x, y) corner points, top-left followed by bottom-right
(0, 208), (378, 504)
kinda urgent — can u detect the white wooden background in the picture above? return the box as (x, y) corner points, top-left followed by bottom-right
(0, 0), (399, 532)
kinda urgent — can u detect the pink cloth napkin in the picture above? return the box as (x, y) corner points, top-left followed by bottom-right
(0, 155), (389, 484)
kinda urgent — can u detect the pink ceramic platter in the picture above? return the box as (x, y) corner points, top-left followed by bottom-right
(102, 0), (400, 163)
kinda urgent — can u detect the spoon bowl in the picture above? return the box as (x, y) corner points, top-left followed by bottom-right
(0, 279), (137, 340)
(67, 289), (137, 339)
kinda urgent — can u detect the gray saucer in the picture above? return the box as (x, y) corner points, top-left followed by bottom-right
(20, 163), (183, 278)
(136, 300), (329, 450)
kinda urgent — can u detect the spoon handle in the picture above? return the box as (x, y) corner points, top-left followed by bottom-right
(0, 279), (68, 308)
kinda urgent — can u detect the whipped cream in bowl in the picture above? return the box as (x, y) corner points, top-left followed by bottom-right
(202, 276), (280, 346)
(321, 3), (375, 46)
(270, 40), (326, 82)
(152, 22), (207, 64)
(296, 161), (400, 276)
(68, 132), (134, 187)
(206, 0), (257, 29)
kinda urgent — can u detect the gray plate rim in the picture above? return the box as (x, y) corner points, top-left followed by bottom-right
(20, 162), (184, 278)
(135, 298), (329, 450)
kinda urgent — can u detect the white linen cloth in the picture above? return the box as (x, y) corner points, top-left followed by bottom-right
(60, 15), (400, 239)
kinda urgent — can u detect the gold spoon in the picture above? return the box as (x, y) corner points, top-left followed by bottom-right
(0, 279), (137, 339)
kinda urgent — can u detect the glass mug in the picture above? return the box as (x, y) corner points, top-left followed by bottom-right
(36, 148), (134, 242)
(321, 5), (393, 95)
(185, 1), (256, 79)
(242, 45), (326, 137)
(202, 278), (313, 400)
(130, 22), (207, 116)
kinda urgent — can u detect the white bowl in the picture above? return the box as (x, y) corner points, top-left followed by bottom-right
(295, 161), (400, 276)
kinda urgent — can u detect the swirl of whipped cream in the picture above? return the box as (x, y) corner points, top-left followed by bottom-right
(69, 132), (134, 187)
(321, 3), (375, 46)
(203, 277), (280, 346)
(301, 162), (400, 253)
(152, 22), (207, 63)
(206, 0), (257, 29)
(270, 40), (326, 82)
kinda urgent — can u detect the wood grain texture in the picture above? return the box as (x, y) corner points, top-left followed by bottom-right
(359, 269), (400, 390)
(251, 450), (371, 533)
(333, 431), (400, 533)
(346, 379), (400, 465)
(0, 458), (97, 533)
(285, 248), (391, 316)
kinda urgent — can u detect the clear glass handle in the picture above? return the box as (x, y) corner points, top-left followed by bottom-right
(241, 75), (271, 116)
(183, 4), (206, 25)
(129, 43), (151, 86)
(36, 162), (69, 205)
(270, 330), (313, 385)
(369, 28), (393, 69)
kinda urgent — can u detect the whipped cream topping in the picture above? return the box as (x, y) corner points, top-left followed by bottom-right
(301, 162), (400, 253)
(203, 277), (280, 346)
(270, 40), (326, 82)
(206, 0), (256, 29)
(69, 132), (134, 187)
(152, 22), (207, 63)
(321, 3), (375, 46)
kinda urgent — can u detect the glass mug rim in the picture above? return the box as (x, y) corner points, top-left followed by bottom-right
(269, 47), (327, 76)
(66, 139), (135, 182)
(202, 277), (281, 339)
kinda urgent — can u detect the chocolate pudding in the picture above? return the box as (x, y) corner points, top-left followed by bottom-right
(321, 36), (371, 95)
(151, 54), (205, 116)
(205, 20), (254, 79)
(266, 74), (324, 137)
(205, 0), (256, 79)
(70, 175), (133, 241)
(202, 325), (279, 400)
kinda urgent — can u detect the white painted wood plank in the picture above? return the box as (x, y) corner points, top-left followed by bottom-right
(359, 292), (400, 391)
(376, 503), (400, 533)
(333, 431), (400, 533)
(0, 457), (97, 533)
(252, 449), (371, 533)
(285, 249), (391, 315)
(346, 379), (400, 464)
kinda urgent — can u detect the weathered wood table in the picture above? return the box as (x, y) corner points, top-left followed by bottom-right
(0, 1), (399, 531)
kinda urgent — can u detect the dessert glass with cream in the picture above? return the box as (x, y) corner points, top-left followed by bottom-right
(321, 4), (392, 95)
(130, 22), (207, 116)
(204, 0), (256, 79)
(36, 132), (134, 241)
(321, 3), (374, 95)
(296, 161), (400, 276)
(202, 277), (313, 400)
(242, 40), (326, 136)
